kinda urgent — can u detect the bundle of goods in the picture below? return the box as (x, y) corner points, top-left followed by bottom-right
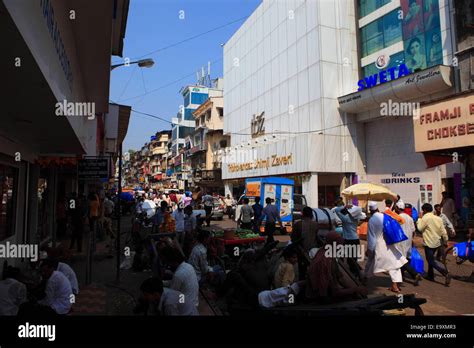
(235, 228), (260, 239)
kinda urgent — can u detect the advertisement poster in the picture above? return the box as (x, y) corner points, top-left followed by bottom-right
(401, 0), (442, 72)
(264, 184), (276, 204)
(280, 185), (293, 219)
(419, 183), (434, 205)
(246, 182), (261, 197)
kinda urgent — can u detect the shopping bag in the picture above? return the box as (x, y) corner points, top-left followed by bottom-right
(383, 214), (408, 245)
(410, 247), (424, 274)
(454, 242), (474, 261)
(411, 207), (419, 222)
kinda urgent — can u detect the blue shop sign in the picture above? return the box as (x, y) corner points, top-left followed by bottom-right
(357, 64), (411, 91)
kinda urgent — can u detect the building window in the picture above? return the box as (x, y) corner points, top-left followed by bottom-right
(184, 92), (190, 107)
(219, 139), (227, 148)
(190, 92), (208, 105)
(360, 9), (402, 58)
(184, 108), (196, 121)
(358, 0), (391, 18)
(180, 126), (194, 139)
(0, 164), (18, 241)
(217, 107), (224, 117)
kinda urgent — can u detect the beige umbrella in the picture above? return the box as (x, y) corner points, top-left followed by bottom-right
(341, 182), (397, 202)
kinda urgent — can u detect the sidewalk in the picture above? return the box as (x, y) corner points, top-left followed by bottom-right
(60, 216), (220, 315)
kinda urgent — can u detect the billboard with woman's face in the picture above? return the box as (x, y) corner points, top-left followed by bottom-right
(401, 0), (442, 72)
(405, 34), (427, 71)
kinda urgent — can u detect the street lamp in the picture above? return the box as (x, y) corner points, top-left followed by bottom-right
(110, 56), (154, 283)
(111, 58), (155, 70)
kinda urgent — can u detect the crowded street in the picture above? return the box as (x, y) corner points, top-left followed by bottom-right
(1, 0), (474, 345)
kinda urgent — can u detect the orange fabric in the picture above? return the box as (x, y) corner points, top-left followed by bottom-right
(384, 208), (405, 224)
(89, 197), (100, 217)
(358, 221), (368, 237)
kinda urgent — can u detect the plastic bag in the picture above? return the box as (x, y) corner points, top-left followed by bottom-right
(411, 207), (419, 222)
(454, 242), (474, 261)
(410, 247), (424, 274)
(383, 214), (408, 245)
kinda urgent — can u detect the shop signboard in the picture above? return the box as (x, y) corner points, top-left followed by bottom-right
(414, 94), (474, 152)
(78, 158), (109, 180)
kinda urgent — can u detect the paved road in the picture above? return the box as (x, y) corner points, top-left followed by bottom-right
(210, 216), (474, 315)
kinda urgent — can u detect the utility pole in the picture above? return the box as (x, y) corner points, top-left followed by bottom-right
(116, 143), (122, 283)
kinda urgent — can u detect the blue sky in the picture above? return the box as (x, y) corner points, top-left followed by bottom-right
(110, 0), (261, 152)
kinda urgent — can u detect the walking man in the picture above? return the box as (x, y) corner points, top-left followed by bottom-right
(260, 197), (282, 244)
(440, 191), (456, 226)
(252, 197), (263, 233)
(364, 201), (407, 293)
(202, 192), (214, 227)
(417, 203), (451, 286)
(334, 203), (365, 280)
(238, 198), (253, 230)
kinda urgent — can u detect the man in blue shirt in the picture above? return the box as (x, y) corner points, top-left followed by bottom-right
(334, 204), (365, 280)
(260, 197), (282, 244)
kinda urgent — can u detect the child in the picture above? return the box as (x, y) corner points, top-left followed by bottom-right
(273, 247), (298, 288)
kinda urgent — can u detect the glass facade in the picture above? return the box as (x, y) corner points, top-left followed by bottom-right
(184, 91), (190, 107)
(358, 0), (391, 18)
(362, 51), (405, 80)
(360, 9), (402, 57)
(190, 92), (208, 105)
(184, 108), (196, 121)
(360, 0), (443, 79)
(401, 0), (442, 72)
(180, 126), (194, 138)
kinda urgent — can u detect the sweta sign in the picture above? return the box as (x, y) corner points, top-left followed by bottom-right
(357, 64), (411, 91)
(414, 94), (474, 152)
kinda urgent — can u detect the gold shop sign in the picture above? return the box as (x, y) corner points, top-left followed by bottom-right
(228, 153), (293, 173)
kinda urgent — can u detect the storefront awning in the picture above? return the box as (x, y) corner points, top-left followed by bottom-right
(337, 65), (453, 115)
(117, 104), (131, 145)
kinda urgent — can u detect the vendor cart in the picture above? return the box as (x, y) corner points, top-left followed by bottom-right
(204, 226), (266, 270)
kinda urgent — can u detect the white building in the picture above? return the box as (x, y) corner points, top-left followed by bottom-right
(222, 0), (362, 207)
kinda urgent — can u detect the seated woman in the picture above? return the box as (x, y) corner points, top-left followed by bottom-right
(305, 232), (367, 304)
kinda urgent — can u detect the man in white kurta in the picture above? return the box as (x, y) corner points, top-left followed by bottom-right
(394, 201), (422, 286)
(364, 201), (407, 293)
